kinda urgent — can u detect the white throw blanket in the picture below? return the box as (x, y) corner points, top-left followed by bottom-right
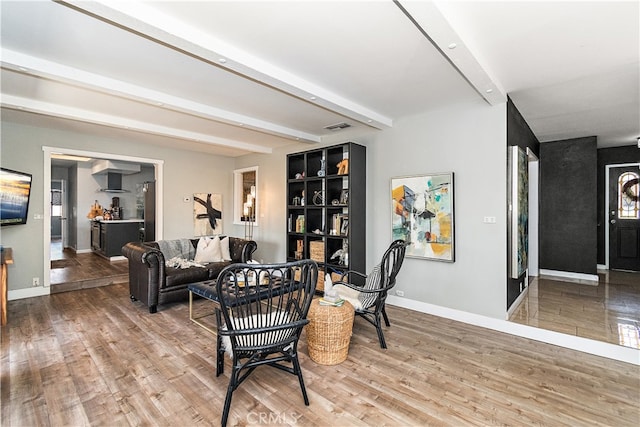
(158, 239), (195, 260)
(332, 264), (382, 311)
(165, 256), (204, 269)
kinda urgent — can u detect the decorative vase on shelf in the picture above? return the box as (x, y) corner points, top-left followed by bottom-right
(318, 159), (326, 177)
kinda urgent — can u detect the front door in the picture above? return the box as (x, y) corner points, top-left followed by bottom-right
(609, 165), (640, 271)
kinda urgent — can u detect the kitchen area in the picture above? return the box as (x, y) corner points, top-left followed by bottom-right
(87, 160), (155, 259)
(51, 157), (156, 261)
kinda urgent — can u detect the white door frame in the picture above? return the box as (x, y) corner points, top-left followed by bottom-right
(43, 146), (164, 288)
(527, 150), (539, 277)
(604, 162), (640, 270)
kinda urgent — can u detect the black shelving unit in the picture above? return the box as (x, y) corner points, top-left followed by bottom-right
(286, 142), (366, 291)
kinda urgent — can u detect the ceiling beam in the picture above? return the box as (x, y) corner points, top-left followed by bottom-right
(1, 94), (273, 154)
(2, 49), (320, 144)
(395, 0), (507, 106)
(57, 0), (393, 130)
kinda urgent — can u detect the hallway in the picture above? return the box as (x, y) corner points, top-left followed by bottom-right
(509, 270), (640, 349)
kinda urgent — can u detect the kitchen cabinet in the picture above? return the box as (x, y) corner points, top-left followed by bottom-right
(91, 220), (142, 258)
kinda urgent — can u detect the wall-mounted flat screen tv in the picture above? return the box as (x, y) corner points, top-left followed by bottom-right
(0, 167), (33, 226)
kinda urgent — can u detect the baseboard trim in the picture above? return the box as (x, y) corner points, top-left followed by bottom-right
(386, 295), (639, 365)
(8, 286), (51, 301)
(597, 264), (607, 270)
(506, 284), (529, 319)
(539, 269), (599, 284)
(76, 249), (93, 254)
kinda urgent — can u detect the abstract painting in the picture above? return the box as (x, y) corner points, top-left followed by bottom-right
(193, 193), (222, 236)
(508, 146), (528, 278)
(391, 173), (455, 262)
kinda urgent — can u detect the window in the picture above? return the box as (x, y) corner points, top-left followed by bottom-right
(51, 189), (62, 217)
(233, 166), (258, 225)
(618, 171), (639, 219)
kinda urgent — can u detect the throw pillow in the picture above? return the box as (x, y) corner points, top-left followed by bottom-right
(220, 236), (232, 261)
(358, 263), (382, 309)
(194, 236), (223, 263)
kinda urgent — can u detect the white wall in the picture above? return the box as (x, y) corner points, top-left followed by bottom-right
(76, 163), (102, 251)
(239, 98), (508, 319)
(2, 98), (507, 318)
(1, 122), (235, 292)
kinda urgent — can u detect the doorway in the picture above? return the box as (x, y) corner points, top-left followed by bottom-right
(43, 147), (164, 288)
(527, 150), (539, 280)
(608, 163), (640, 271)
(50, 179), (66, 261)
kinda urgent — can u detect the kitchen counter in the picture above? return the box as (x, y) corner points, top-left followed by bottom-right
(93, 219), (143, 223)
(91, 220), (142, 258)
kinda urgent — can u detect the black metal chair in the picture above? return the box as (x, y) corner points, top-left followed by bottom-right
(215, 259), (318, 427)
(332, 240), (407, 349)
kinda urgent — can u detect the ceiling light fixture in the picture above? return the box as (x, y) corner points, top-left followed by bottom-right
(448, 43), (457, 49)
(219, 58), (227, 64)
(486, 88), (493, 93)
(310, 96), (317, 101)
(51, 154), (92, 162)
(324, 122), (351, 131)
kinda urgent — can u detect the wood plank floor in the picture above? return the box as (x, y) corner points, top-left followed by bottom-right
(49, 244), (128, 292)
(509, 270), (640, 349)
(2, 283), (638, 426)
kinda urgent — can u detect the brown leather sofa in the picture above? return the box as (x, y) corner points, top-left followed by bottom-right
(122, 237), (257, 313)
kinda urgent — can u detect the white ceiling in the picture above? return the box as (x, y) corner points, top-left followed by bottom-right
(1, 1), (638, 157)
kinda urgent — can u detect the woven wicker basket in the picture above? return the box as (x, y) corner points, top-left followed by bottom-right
(306, 299), (354, 365)
(309, 241), (324, 263)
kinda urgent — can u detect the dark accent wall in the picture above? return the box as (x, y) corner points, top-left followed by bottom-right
(596, 145), (640, 264)
(507, 98), (540, 159)
(540, 136), (597, 275)
(506, 98), (539, 309)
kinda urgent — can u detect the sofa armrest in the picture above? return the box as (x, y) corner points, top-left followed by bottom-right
(228, 237), (258, 262)
(122, 242), (166, 312)
(122, 242), (164, 268)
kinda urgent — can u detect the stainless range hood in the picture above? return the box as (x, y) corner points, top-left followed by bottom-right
(92, 160), (140, 193)
(91, 159), (141, 175)
(100, 172), (128, 193)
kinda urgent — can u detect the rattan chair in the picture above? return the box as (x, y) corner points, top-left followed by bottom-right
(215, 259), (318, 427)
(332, 240), (407, 349)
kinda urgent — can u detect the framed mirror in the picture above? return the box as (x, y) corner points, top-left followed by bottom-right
(233, 166), (258, 226)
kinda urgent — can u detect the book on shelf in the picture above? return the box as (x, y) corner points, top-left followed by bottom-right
(331, 213), (349, 236)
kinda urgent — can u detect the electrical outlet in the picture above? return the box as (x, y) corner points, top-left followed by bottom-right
(32, 277), (40, 287)
(396, 290), (404, 297)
